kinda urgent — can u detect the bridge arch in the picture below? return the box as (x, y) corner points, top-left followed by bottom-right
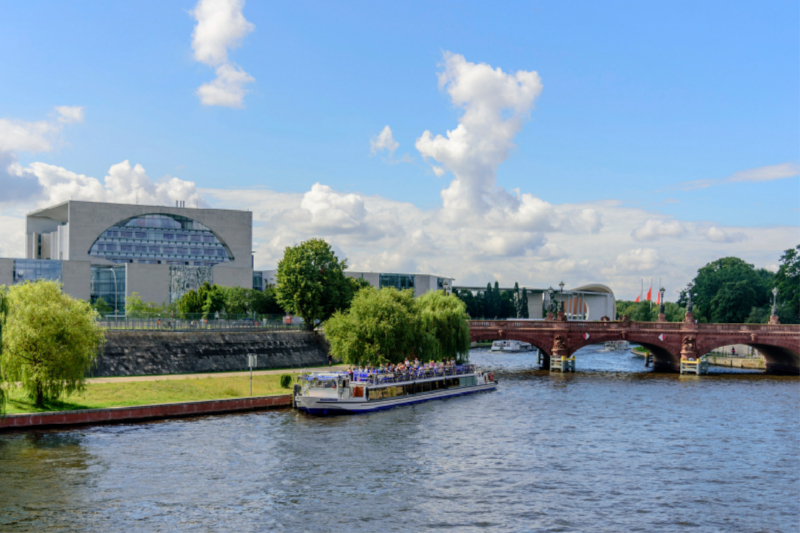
(566, 332), (681, 371)
(470, 330), (553, 357)
(696, 337), (799, 374)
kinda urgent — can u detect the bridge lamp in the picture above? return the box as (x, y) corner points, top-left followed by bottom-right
(772, 287), (778, 315)
(558, 281), (565, 312)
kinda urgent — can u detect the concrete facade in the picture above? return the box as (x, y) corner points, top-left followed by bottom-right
(214, 265), (254, 289)
(126, 263), (171, 304)
(61, 260), (91, 300)
(26, 200), (252, 270)
(0, 258), (13, 287)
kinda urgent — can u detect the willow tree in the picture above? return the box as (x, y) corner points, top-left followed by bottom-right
(1, 281), (105, 407)
(325, 287), (432, 366)
(416, 290), (471, 363)
(0, 286), (8, 414)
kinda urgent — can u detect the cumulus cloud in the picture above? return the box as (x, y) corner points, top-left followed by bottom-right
(631, 219), (687, 241)
(0, 118), (60, 153)
(191, 0), (255, 108)
(10, 159), (206, 208)
(704, 226), (746, 243)
(606, 248), (661, 275)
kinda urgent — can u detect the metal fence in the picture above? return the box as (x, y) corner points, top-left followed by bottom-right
(97, 314), (304, 332)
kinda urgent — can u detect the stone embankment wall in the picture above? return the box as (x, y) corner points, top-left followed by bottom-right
(94, 330), (328, 377)
(708, 356), (766, 370)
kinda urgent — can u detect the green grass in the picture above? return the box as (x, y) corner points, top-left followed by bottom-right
(2, 374), (294, 415)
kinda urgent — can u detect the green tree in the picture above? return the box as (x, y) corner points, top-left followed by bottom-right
(201, 284), (226, 318)
(325, 287), (427, 366)
(681, 257), (772, 322)
(250, 286), (285, 315)
(177, 287), (204, 316)
(348, 277), (372, 295)
(774, 245), (799, 323)
(416, 290), (471, 363)
(276, 239), (353, 329)
(0, 286), (8, 414)
(709, 281), (757, 323)
(223, 286), (251, 315)
(92, 297), (113, 318)
(1, 281), (104, 407)
(662, 302), (686, 322)
(520, 288), (529, 319)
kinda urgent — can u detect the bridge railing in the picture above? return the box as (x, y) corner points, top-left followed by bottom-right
(468, 319), (798, 332)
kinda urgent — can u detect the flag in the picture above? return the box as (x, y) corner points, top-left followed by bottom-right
(635, 294), (640, 303)
(656, 290), (661, 305)
(658, 333), (666, 341)
(583, 333), (590, 340)
(646, 285), (652, 302)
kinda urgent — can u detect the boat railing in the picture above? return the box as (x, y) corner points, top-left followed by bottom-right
(349, 365), (477, 385)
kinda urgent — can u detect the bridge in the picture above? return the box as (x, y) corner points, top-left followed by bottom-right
(469, 312), (800, 374)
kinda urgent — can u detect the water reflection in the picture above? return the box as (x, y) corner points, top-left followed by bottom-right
(0, 346), (797, 532)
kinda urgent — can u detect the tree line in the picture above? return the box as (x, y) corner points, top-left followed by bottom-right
(453, 282), (529, 319)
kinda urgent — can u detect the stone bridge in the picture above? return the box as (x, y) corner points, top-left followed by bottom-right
(469, 313), (800, 374)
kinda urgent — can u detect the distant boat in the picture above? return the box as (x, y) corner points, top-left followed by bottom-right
(599, 340), (630, 352)
(491, 340), (533, 352)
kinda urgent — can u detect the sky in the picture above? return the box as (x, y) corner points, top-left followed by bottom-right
(0, 0), (797, 300)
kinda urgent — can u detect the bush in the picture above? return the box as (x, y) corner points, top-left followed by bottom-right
(279, 374), (293, 388)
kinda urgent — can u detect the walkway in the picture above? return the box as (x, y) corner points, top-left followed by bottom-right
(87, 365), (348, 384)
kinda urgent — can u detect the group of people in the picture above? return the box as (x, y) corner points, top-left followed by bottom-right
(347, 358), (462, 380)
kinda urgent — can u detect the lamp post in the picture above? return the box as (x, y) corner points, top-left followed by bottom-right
(110, 267), (119, 317)
(558, 280), (565, 319)
(658, 287), (666, 321)
(769, 287), (780, 324)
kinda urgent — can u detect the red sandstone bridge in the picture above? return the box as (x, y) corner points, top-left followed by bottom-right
(469, 314), (800, 374)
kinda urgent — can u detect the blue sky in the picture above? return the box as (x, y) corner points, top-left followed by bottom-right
(0, 1), (797, 297)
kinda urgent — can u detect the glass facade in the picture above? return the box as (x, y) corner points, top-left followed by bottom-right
(253, 271), (263, 291)
(88, 214), (233, 266)
(90, 265), (126, 315)
(13, 259), (62, 284)
(379, 273), (415, 291)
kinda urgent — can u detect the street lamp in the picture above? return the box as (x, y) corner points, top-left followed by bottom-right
(659, 287), (666, 315)
(772, 287), (778, 316)
(558, 280), (565, 313)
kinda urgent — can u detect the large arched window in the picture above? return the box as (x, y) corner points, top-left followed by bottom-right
(88, 214), (234, 266)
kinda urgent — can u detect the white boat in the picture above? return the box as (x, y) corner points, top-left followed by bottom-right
(599, 340), (630, 352)
(490, 340), (533, 352)
(293, 364), (497, 416)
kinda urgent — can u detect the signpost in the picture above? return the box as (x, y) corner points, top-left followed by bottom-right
(247, 353), (257, 396)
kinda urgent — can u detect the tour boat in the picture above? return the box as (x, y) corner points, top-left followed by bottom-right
(293, 364), (497, 416)
(490, 340), (533, 352)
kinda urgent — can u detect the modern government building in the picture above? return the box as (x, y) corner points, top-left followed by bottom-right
(0, 200), (615, 319)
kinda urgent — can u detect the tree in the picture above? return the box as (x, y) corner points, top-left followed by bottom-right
(201, 284), (226, 318)
(680, 257), (773, 322)
(223, 286), (251, 315)
(250, 286), (285, 315)
(520, 288), (529, 319)
(0, 286), (8, 414)
(92, 297), (113, 318)
(276, 239), (352, 329)
(325, 287), (427, 366)
(348, 277), (372, 295)
(177, 287), (204, 316)
(416, 290), (471, 363)
(1, 281), (104, 407)
(709, 281), (757, 323)
(774, 245), (799, 322)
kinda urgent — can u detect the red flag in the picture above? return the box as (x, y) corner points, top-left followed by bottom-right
(635, 295), (640, 303)
(656, 290), (661, 305)
(646, 286), (652, 302)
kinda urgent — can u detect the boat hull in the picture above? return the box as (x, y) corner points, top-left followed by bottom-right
(295, 381), (498, 416)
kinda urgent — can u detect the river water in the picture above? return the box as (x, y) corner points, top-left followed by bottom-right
(1, 346), (798, 532)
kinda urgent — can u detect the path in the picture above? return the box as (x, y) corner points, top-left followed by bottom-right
(87, 365), (348, 384)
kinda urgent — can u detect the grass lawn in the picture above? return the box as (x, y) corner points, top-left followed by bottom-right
(3, 374), (294, 415)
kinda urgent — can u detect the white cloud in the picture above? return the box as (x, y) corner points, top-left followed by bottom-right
(631, 219), (687, 241)
(370, 125), (399, 157)
(432, 166), (446, 177)
(196, 63), (255, 108)
(606, 248), (661, 275)
(191, 0), (255, 108)
(0, 119), (60, 153)
(9, 159), (206, 208)
(676, 162), (799, 190)
(704, 226), (746, 243)
(55, 106), (85, 124)
(416, 52), (543, 222)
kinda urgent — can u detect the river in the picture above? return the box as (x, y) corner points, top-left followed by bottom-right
(1, 346), (798, 532)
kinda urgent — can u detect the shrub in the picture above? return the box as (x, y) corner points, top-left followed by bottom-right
(279, 374), (293, 388)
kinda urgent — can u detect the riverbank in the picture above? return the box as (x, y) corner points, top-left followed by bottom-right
(0, 394), (292, 431)
(708, 356), (766, 370)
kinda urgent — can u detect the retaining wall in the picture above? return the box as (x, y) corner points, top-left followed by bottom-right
(0, 395), (292, 431)
(94, 330), (328, 377)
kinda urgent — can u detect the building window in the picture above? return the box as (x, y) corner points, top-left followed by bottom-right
(90, 265), (126, 316)
(379, 273), (415, 291)
(88, 213), (234, 266)
(253, 271), (263, 291)
(13, 259), (63, 284)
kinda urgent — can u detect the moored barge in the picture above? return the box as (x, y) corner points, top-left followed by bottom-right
(293, 364), (497, 416)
